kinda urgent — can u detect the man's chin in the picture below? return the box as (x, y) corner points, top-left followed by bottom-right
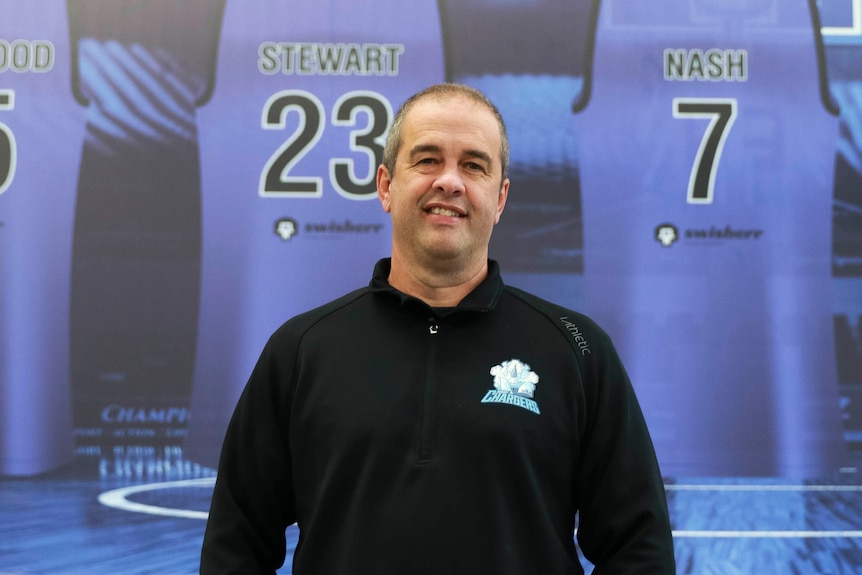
(419, 242), (486, 269)
(420, 240), (463, 261)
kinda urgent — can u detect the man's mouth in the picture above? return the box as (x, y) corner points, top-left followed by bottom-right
(427, 206), (464, 217)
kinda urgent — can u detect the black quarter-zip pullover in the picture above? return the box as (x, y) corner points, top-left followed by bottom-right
(201, 259), (675, 574)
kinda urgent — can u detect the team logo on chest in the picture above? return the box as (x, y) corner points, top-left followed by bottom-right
(481, 359), (540, 415)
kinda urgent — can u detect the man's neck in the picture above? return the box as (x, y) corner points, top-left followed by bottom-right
(387, 253), (488, 308)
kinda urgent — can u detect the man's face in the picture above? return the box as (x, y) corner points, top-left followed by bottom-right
(377, 95), (509, 269)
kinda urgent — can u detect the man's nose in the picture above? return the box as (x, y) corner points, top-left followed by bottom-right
(433, 164), (466, 195)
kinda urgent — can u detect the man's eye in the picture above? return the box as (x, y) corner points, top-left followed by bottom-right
(466, 162), (485, 171)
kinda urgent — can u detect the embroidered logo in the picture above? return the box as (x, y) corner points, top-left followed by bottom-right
(481, 359), (540, 414)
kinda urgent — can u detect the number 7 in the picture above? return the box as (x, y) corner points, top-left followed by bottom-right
(673, 98), (737, 204)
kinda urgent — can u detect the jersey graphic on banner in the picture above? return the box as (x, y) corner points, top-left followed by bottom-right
(67, 0), (225, 450)
(820, 0), (862, 277)
(0, 0), (85, 475)
(441, 0), (593, 279)
(576, 0), (845, 476)
(184, 0), (446, 467)
(819, 0), (862, 442)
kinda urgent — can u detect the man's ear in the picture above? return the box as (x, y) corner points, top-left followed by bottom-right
(377, 164), (392, 213)
(494, 178), (510, 224)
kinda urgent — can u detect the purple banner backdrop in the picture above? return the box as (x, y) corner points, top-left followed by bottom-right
(0, 0), (860, 478)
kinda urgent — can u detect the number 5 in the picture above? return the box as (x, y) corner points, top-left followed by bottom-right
(673, 98), (737, 204)
(0, 89), (16, 195)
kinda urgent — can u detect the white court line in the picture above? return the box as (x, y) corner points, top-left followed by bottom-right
(668, 482), (862, 537)
(666, 484), (862, 492)
(673, 530), (862, 538)
(98, 477), (215, 520)
(98, 479), (862, 537)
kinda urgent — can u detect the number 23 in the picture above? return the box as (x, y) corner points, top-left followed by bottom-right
(260, 89), (391, 200)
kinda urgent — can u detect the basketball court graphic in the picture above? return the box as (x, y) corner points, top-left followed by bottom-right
(3, 453), (862, 573)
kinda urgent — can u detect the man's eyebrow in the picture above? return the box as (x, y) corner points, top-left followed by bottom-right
(406, 144), (494, 168)
(462, 149), (493, 166)
(408, 144), (442, 158)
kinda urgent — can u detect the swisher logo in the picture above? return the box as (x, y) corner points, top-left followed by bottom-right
(275, 218), (298, 240)
(655, 223), (679, 247)
(274, 217), (384, 241)
(655, 222), (764, 247)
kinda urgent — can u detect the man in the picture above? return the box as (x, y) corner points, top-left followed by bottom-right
(200, 83), (675, 574)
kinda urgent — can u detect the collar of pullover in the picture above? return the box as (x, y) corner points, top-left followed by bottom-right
(369, 258), (504, 315)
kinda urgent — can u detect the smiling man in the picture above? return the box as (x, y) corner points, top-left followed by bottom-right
(377, 84), (509, 305)
(201, 84), (675, 575)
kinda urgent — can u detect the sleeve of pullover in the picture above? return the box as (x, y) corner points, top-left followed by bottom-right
(200, 327), (299, 574)
(572, 317), (676, 574)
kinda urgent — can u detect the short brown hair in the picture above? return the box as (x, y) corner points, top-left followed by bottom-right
(382, 83), (509, 180)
